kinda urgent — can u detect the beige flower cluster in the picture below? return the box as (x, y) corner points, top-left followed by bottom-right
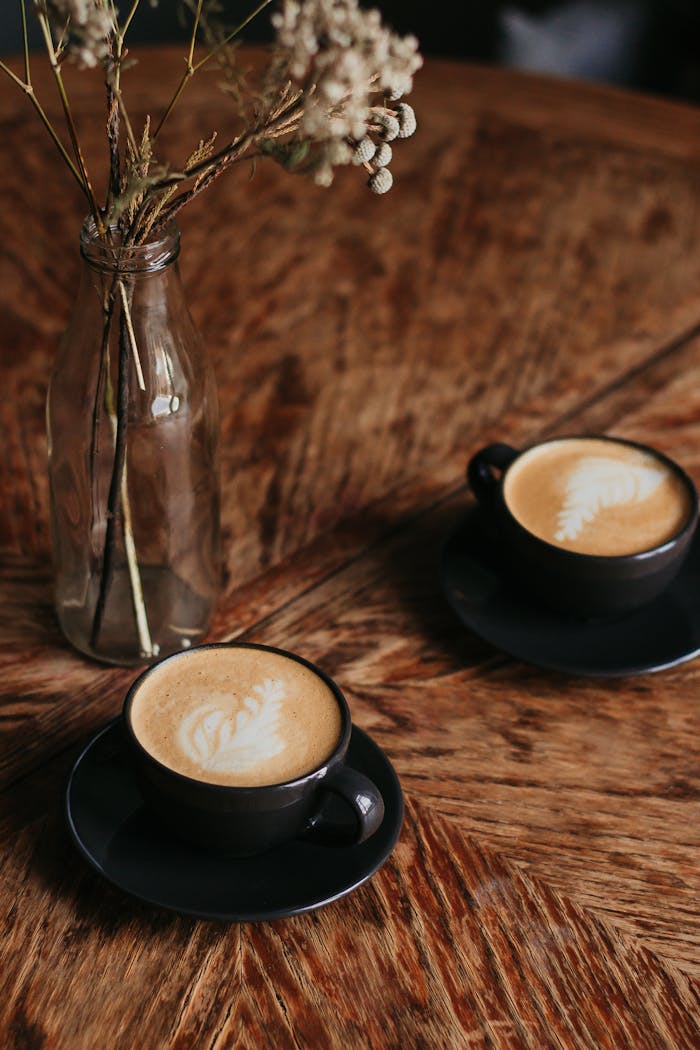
(44, 0), (114, 67)
(272, 0), (422, 190)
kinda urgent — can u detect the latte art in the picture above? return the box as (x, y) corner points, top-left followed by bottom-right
(503, 438), (692, 556)
(554, 456), (665, 543)
(129, 647), (342, 786)
(178, 678), (286, 774)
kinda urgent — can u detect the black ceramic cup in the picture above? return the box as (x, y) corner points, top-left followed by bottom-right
(123, 642), (385, 855)
(467, 436), (698, 619)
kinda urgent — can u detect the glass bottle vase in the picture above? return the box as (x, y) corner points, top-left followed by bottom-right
(47, 219), (221, 665)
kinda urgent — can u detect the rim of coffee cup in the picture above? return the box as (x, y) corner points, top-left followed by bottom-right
(123, 641), (353, 793)
(499, 433), (699, 563)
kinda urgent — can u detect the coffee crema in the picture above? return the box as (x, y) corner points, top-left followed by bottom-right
(503, 438), (692, 556)
(129, 647), (342, 787)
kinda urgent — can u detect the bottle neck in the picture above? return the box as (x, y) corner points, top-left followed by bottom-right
(80, 217), (180, 277)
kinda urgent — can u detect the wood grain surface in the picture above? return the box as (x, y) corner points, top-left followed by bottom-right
(1, 47), (699, 1049)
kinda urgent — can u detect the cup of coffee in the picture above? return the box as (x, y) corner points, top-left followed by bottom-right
(123, 642), (385, 855)
(467, 435), (698, 618)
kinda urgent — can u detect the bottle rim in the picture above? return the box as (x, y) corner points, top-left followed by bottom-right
(80, 217), (180, 275)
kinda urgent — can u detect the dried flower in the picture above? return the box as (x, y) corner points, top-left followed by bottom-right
(271, 0), (421, 186)
(352, 136), (377, 165)
(372, 141), (392, 168)
(372, 110), (400, 142)
(314, 161), (334, 187)
(42, 0), (114, 68)
(368, 166), (393, 194)
(396, 102), (417, 138)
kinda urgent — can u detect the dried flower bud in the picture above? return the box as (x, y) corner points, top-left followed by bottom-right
(314, 162), (334, 187)
(368, 167), (393, 194)
(352, 137), (377, 165)
(373, 142), (392, 168)
(387, 87), (404, 102)
(373, 111), (400, 142)
(327, 140), (353, 165)
(396, 103), (417, 138)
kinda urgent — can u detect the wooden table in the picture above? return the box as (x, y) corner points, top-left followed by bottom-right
(1, 46), (699, 1049)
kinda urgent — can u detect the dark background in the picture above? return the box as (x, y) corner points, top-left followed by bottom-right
(2, 1), (700, 103)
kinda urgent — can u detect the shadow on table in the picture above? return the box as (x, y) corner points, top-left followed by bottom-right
(315, 486), (511, 683)
(5, 774), (219, 938)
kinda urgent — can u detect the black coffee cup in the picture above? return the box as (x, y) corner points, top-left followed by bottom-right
(467, 435), (698, 618)
(123, 643), (385, 855)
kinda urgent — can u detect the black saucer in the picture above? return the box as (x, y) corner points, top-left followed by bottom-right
(442, 506), (700, 676)
(65, 719), (403, 921)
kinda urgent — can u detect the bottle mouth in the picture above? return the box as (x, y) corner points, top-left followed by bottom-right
(80, 217), (180, 274)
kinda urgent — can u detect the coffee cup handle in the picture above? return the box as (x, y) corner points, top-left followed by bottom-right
(467, 443), (520, 503)
(304, 766), (385, 847)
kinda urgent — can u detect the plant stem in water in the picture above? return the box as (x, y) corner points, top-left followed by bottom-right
(118, 280), (146, 391)
(90, 288), (154, 657)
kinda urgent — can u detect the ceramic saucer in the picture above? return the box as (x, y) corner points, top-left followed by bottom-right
(441, 506), (700, 676)
(66, 719), (403, 921)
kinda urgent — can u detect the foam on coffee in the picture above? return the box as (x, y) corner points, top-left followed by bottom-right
(129, 647), (343, 787)
(503, 438), (692, 556)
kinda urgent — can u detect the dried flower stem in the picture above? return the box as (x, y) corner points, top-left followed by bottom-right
(153, 0), (273, 140)
(145, 94), (306, 233)
(153, 91), (302, 197)
(35, 9), (104, 233)
(90, 287), (154, 658)
(115, 90), (140, 161)
(106, 83), (120, 203)
(121, 463), (154, 657)
(153, 0), (205, 140)
(106, 0), (127, 207)
(90, 283), (117, 471)
(191, 0), (274, 74)
(114, 283), (154, 659)
(119, 0), (142, 40)
(108, 5), (139, 162)
(151, 131), (254, 218)
(90, 304), (130, 650)
(1, 4), (85, 192)
(0, 61), (85, 191)
(118, 279), (146, 391)
(19, 0), (30, 85)
(87, 273), (153, 657)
